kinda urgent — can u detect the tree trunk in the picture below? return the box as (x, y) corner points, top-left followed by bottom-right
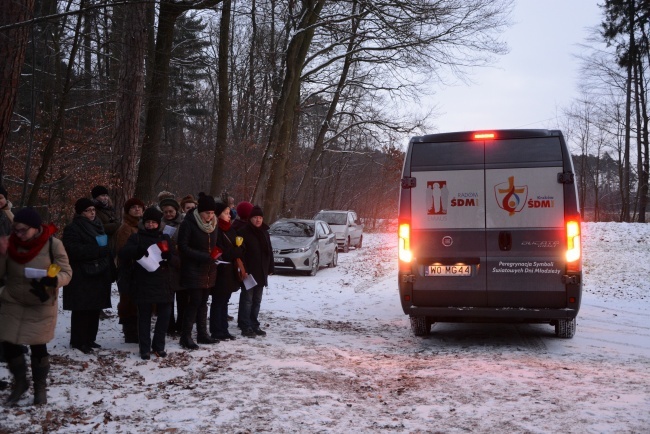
(0, 0), (36, 177)
(253, 0), (326, 222)
(111, 1), (148, 217)
(210, 0), (232, 196)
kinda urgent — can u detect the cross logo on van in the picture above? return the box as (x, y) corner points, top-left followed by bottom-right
(494, 176), (528, 216)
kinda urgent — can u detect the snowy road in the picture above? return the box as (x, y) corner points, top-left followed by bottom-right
(1, 223), (649, 433)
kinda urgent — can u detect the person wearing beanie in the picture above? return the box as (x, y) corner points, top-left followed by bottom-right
(232, 201), (253, 232)
(209, 201), (244, 341)
(158, 198), (184, 336)
(119, 207), (174, 360)
(180, 195), (197, 215)
(1, 207), (72, 405)
(176, 192), (220, 349)
(90, 186), (119, 253)
(62, 198), (114, 354)
(114, 197), (145, 343)
(236, 205), (274, 338)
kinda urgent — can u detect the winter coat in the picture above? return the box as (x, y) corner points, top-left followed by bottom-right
(115, 214), (140, 264)
(214, 224), (244, 293)
(0, 232), (72, 345)
(161, 212), (183, 291)
(237, 222), (274, 288)
(118, 229), (174, 304)
(177, 210), (218, 289)
(95, 200), (119, 253)
(62, 215), (113, 311)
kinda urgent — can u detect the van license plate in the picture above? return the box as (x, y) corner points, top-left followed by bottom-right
(425, 265), (472, 276)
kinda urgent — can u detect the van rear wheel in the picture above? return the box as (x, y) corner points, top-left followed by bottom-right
(555, 318), (576, 338)
(410, 316), (431, 336)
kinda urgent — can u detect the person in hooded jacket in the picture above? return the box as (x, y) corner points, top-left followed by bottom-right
(114, 197), (145, 343)
(62, 198), (114, 354)
(119, 207), (174, 360)
(237, 205), (274, 338)
(159, 198), (185, 336)
(176, 193), (220, 349)
(209, 201), (244, 340)
(0, 207), (72, 405)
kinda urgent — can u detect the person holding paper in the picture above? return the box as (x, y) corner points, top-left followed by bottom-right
(0, 207), (72, 405)
(209, 201), (244, 341)
(159, 197), (184, 336)
(119, 207), (174, 360)
(237, 205), (274, 338)
(62, 198), (114, 354)
(176, 193), (220, 349)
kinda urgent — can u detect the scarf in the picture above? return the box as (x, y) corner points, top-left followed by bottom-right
(7, 223), (57, 264)
(73, 214), (106, 239)
(248, 221), (270, 253)
(218, 218), (231, 232)
(193, 208), (217, 234)
(123, 213), (140, 228)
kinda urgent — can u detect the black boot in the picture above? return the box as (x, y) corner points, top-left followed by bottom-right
(196, 302), (218, 344)
(179, 308), (199, 350)
(5, 355), (28, 406)
(31, 356), (50, 405)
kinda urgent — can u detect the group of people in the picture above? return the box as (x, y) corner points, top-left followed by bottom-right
(0, 185), (274, 406)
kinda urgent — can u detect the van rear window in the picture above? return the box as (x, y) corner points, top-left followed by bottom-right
(411, 141), (483, 169)
(486, 137), (562, 165)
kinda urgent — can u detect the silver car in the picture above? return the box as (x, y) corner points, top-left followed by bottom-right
(269, 219), (338, 276)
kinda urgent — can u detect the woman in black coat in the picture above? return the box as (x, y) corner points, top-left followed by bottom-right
(119, 207), (174, 359)
(237, 205), (274, 338)
(176, 193), (220, 349)
(62, 198), (114, 354)
(209, 202), (244, 340)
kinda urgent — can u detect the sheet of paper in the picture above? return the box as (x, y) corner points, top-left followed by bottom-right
(163, 225), (176, 237)
(25, 268), (48, 279)
(243, 273), (257, 290)
(136, 244), (163, 272)
(215, 260), (231, 265)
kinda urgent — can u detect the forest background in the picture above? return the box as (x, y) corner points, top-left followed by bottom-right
(0, 0), (648, 229)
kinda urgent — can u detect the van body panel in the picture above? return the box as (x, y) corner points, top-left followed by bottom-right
(398, 129), (582, 332)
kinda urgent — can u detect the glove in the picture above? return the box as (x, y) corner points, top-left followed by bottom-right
(40, 276), (58, 288)
(137, 245), (149, 258)
(29, 279), (50, 302)
(161, 250), (172, 260)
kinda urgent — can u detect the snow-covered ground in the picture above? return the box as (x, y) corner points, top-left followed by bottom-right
(1, 222), (649, 433)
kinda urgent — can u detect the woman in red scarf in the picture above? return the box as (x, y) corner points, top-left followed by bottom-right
(209, 202), (244, 340)
(0, 207), (72, 406)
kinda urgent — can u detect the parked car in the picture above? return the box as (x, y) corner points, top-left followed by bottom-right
(269, 219), (338, 276)
(312, 210), (363, 252)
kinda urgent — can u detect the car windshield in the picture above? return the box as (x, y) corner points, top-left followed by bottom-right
(314, 213), (346, 225)
(269, 221), (315, 237)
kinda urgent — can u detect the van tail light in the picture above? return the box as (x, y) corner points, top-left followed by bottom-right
(398, 222), (412, 263)
(474, 132), (495, 140)
(566, 219), (581, 272)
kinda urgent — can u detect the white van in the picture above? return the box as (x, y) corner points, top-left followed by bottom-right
(398, 130), (582, 338)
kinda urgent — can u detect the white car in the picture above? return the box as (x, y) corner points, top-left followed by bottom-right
(313, 210), (363, 252)
(269, 219), (338, 276)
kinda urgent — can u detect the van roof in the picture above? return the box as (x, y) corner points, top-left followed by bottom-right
(412, 129), (562, 143)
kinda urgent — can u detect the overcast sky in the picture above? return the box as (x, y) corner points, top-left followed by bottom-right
(426, 0), (604, 135)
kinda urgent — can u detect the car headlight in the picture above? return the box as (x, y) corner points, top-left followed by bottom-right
(290, 246), (310, 253)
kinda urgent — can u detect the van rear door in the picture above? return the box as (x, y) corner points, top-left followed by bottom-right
(409, 140), (487, 307)
(484, 137), (567, 307)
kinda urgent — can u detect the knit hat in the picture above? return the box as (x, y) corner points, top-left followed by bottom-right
(214, 200), (229, 217)
(123, 197), (145, 214)
(0, 185), (7, 199)
(157, 191), (175, 202)
(75, 197), (95, 215)
(197, 192), (217, 213)
(159, 198), (180, 211)
(142, 207), (163, 225)
(91, 185), (109, 199)
(236, 201), (254, 220)
(13, 207), (42, 229)
(249, 205), (264, 219)
(180, 194), (197, 209)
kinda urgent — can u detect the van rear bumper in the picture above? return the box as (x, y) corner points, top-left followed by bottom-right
(405, 306), (579, 322)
